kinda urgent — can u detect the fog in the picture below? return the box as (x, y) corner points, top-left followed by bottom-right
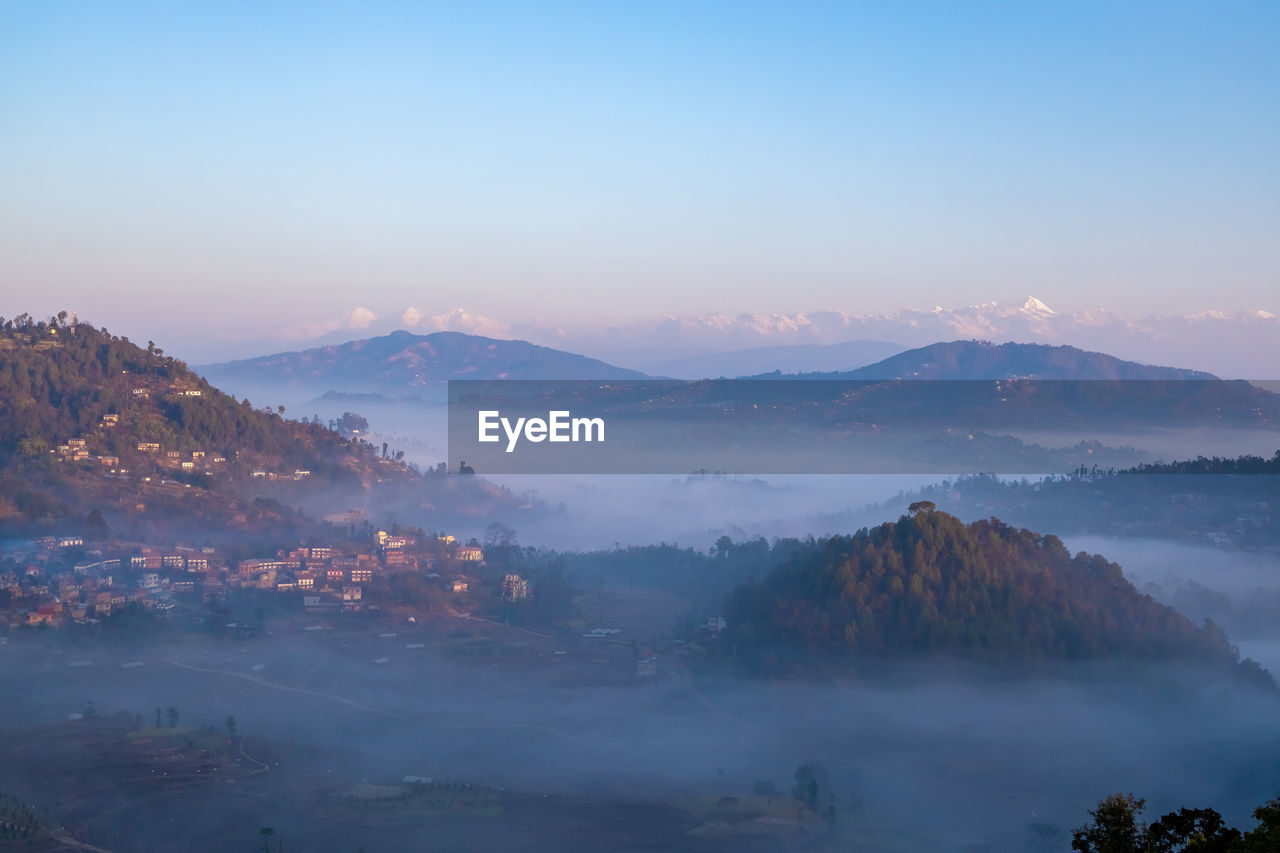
(6, 466), (1279, 851)
(1064, 536), (1280, 674)
(483, 474), (943, 550)
(1006, 428), (1280, 464)
(16, 384), (1276, 851)
(2, 630), (1276, 852)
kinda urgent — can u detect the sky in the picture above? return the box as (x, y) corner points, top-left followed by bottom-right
(2, 1), (1278, 356)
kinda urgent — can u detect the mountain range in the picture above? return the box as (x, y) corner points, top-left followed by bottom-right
(199, 330), (646, 401)
(753, 340), (1220, 381)
(289, 297), (1280, 379)
(203, 330), (1232, 402)
(442, 339), (1277, 475)
(556, 298), (1280, 379)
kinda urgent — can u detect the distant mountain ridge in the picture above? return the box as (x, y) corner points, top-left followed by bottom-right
(265, 297), (1280, 379)
(563, 298), (1280, 377)
(754, 340), (1221, 381)
(199, 330), (647, 399)
(643, 340), (907, 379)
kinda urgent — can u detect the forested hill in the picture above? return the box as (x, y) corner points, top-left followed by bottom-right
(844, 453), (1280, 549)
(199, 329), (648, 400)
(0, 314), (384, 472)
(772, 340), (1220, 380)
(0, 313), (417, 536)
(724, 506), (1272, 683)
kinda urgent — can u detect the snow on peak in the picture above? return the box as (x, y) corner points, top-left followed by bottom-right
(1022, 297), (1056, 315)
(402, 307), (512, 338)
(345, 306), (377, 329)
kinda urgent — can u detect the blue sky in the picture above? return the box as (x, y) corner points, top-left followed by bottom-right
(2, 1), (1277, 352)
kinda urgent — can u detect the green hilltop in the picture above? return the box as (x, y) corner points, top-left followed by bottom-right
(724, 505), (1272, 684)
(0, 312), (521, 540)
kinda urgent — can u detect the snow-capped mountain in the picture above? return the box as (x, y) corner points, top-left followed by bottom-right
(282, 298), (1279, 379)
(401, 306), (514, 338)
(559, 299), (1280, 378)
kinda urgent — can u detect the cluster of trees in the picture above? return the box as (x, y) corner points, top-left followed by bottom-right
(327, 411), (368, 436)
(0, 313), (433, 535)
(0, 313), (182, 463)
(0, 794), (44, 844)
(499, 567), (576, 630)
(0, 313), (387, 474)
(869, 451), (1280, 549)
(330, 779), (501, 814)
(556, 536), (810, 614)
(1123, 453), (1280, 476)
(1071, 792), (1280, 852)
(792, 761), (839, 823)
(722, 505), (1271, 679)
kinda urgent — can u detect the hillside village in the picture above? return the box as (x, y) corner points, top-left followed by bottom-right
(0, 316), (538, 544)
(0, 528), (523, 632)
(43, 372), (384, 484)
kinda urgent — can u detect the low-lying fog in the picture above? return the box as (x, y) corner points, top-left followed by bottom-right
(1064, 536), (1280, 675)
(2, 637), (1276, 852)
(67, 391), (1276, 849)
(487, 474), (943, 550)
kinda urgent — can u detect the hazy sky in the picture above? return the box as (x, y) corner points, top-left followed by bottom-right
(2, 1), (1277, 351)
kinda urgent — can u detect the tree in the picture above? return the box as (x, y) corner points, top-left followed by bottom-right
(258, 827), (275, 853)
(155, 707), (161, 728)
(1237, 796), (1280, 851)
(84, 508), (109, 540)
(1146, 807), (1240, 852)
(484, 523), (518, 562)
(165, 705), (179, 728)
(328, 411), (368, 436)
(17, 437), (48, 457)
(1028, 822), (1067, 852)
(225, 715), (237, 735)
(908, 500), (936, 515)
(1072, 793), (1147, 853)
(792, 761), (829, 812)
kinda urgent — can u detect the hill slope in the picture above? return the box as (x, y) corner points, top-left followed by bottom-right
(856, 453), (1280, 549)
(0, 314), (427, 538)
(753, 340), (1219, 380)
(642, 340), (906, 379)
(199, 330), (648, 399)
(724, 507), (1271, 683)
